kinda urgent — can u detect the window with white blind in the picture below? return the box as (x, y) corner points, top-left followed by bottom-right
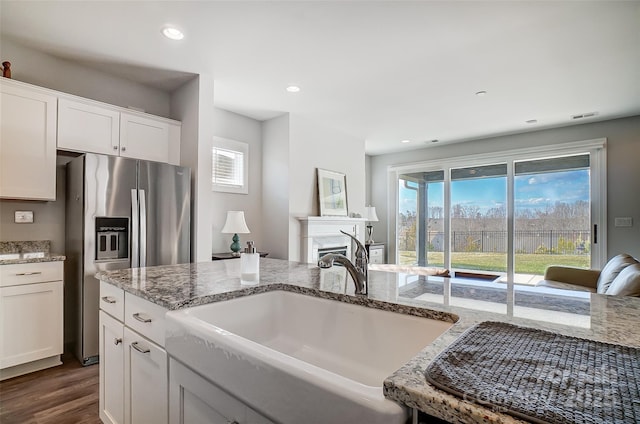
(212, 137), (249, 194)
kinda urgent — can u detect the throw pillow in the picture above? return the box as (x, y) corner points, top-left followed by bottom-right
(597, 253), (638, 293)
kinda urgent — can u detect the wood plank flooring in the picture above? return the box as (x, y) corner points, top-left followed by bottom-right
(0, 354), (100, 424)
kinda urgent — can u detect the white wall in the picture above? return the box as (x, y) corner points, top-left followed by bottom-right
(1, 37), (171, 117)
(288, 114), (366, 261)
(369, 115), (640, 261)
(211, 108), (263, 253)
(171, 75), (216, 262)
(262, 114), (291, 260)
(261, 113), (366, 261)
(0, 166), (66, 253)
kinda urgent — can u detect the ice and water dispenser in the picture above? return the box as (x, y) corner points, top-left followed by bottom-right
(95, 217), (129, 261)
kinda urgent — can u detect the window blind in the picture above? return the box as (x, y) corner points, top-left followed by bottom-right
(212, 147), (244, 187)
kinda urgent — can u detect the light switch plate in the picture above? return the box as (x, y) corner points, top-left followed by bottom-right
(14, 211), (34, 223)
(614, 217), (633, 227)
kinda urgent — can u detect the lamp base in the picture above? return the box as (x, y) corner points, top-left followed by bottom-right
(366, 225), (375, 245)
(230, 233), (241, 255)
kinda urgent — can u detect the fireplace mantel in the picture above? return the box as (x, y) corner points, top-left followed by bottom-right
(297, 216), (366, 264)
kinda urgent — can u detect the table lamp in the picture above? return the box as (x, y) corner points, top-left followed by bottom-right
(364, 206), (379, 244)
(221, 211), (250, 255)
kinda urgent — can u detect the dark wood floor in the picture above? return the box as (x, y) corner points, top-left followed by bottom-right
(0, 354), (100, 424)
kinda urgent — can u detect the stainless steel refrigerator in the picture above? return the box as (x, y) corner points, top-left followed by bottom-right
(65, 153), (190, 365)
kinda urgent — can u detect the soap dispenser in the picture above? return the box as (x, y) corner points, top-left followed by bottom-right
(240, 241), (260, 285)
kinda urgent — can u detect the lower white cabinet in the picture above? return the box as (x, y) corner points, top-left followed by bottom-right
(99, 286), (168, 424)
(124, 327), (168, 424)
(99, 311), (125, 424)
(0, 261), (63, 379)
(169, 358), (274, 424)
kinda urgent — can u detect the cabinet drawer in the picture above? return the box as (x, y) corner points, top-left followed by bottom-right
(100, 281), (125, 322)
(369, 248), (383, 258)
(125, 293), (167, 347)
(0, 262), (63, 287)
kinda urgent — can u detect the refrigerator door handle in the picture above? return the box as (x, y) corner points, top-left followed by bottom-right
(131, 189), (139, 268)
(139, 189), (147, 268)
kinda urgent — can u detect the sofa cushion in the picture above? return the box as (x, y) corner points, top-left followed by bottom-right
(605, 263), (640, 297)
(597, 254), (639, 294)
(536, 279), (596, 293)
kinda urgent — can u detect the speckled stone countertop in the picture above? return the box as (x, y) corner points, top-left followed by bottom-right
(96, 258), (640, 424)
(0, 240), (66, 265)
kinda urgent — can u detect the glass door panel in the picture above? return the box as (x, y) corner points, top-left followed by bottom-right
(513, 154), (591, 284)
(450, 164), (507, 277)
(398, 171), (444, 266)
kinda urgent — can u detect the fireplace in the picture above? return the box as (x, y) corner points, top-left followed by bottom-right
(298, 217), (366, 264)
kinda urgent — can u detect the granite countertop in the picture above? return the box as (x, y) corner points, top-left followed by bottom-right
(96, 258), (640, 423)
(0, 240), (66, 265)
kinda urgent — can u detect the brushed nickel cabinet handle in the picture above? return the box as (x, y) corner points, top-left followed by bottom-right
(113, 145), (118, 150)
(15, 271), (42, 276)
(114, 338), (122, 345)
(133, 312), (152, 323)
(121, 146), (127, 152)
(101, 296), (117, 304)
(131, 341), (150, 354)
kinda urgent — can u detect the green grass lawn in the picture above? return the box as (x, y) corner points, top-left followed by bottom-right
(399, 251), (589, 275)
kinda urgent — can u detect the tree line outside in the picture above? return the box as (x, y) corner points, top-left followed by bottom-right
(398, 200), (591, 274)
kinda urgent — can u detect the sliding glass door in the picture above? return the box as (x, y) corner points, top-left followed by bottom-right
(393, 140), (605, 282)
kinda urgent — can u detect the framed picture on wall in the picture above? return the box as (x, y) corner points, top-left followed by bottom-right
(317, 168), (348, 216)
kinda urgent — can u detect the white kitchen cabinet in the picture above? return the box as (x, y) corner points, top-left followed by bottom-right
(58, 96), (181, 165)
(57, 97), (120, 155)
(169, 358), (275, 424)
(100, 284), (169, 424)
(99, 311), (125, 424)
(0, 261), (64, 380)
(0, 79), (57, 201)
(120, 112), (170, 164)
(124, 328), (168, 424)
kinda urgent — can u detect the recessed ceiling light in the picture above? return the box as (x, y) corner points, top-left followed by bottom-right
(475, 91), (487, 97)
(401, 139), (411, 144)
(162, 26), (184, 40)
(526, 119), (538, 124)
(431, 139), (439, 143)
(286, 85), (301, 93)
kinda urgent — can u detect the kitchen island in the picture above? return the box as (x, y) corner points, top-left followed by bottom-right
(97, 258), (640, 423)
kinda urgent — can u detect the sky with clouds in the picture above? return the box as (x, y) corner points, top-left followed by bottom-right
(399, 169), (589, 215)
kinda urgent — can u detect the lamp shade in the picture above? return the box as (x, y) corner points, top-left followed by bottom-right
(221, 211), (250, 234)
(364, 206), (379, 222)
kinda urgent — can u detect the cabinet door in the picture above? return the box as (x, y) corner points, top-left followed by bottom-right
(58, 97), (120, 155)
(124, 328), (168, 424)
(99, 311), (125, 424)
(119, 112), (169, 163)
(0, 281), (63, 369)
(169, 358), (245, 424)
(0, 81), (57, 200)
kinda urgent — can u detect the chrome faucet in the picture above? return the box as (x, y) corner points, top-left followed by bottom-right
(317, 231), (368, 295)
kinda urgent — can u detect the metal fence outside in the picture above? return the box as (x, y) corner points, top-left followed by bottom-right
(420, 230), (591, 254)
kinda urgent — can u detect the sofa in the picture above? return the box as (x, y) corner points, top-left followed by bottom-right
(537, 253), (640, 297)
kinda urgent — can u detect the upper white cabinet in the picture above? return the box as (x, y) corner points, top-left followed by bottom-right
(58, 96), (180, 165)
(120, 112), (170, 164)
(0, 79), (57, 201)
(58, 97), (120, 155)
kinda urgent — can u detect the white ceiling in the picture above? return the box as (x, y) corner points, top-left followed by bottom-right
(2, 1), (639, 155)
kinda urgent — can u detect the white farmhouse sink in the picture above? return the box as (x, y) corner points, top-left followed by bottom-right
(165, 290), (453, 424)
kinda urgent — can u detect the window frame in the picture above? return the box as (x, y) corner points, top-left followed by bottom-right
(388, 138), (607, 271)
(212, 136), (249, 195)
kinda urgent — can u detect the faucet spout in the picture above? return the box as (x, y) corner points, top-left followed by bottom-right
(318, 253), (367, 295)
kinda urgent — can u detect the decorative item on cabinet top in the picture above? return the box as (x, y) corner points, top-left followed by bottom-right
(2, 61), (11, 78)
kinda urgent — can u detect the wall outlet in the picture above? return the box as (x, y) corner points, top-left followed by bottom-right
(614, 217), (633, 227)
(14, 211), (34, 223)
